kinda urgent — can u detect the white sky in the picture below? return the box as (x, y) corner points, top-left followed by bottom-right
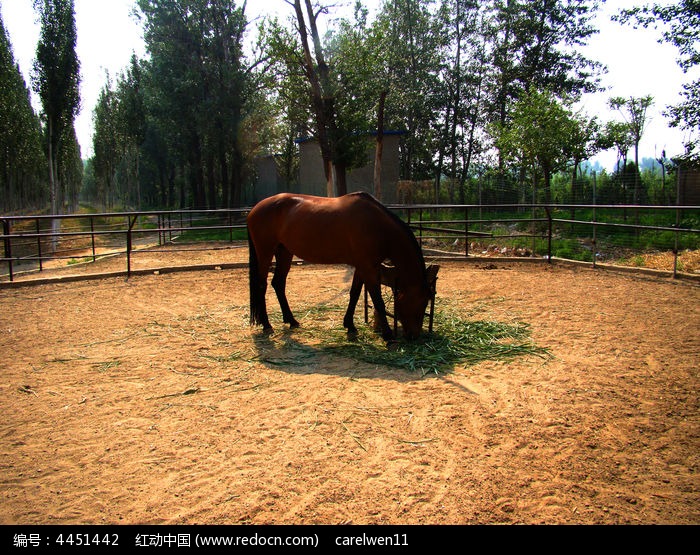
(1, 0), (696, 170)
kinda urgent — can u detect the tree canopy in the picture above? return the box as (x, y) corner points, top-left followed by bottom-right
(32, 0), (82, 215)
(2, 0), (697, 214)
(0, 10), (46, 212)
(615, 0), (700, 160)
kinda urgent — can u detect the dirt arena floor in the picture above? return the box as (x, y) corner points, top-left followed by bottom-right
(1, 245), (698, 525)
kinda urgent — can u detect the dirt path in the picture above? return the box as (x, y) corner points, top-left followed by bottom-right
(1, 253), (698, 524)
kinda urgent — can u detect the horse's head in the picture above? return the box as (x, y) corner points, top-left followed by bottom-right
(396, 264), (439, 340)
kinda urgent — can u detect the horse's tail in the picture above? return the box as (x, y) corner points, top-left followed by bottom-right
(248, 230), (263, 326)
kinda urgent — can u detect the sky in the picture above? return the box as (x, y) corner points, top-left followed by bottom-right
(1, 0), (696, 171)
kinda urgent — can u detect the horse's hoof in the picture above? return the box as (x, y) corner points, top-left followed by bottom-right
(346, 329), (359, 341)
(386, 339), (400, 350)
(263, 326), (274, 335)
(289, 320), (300, 329)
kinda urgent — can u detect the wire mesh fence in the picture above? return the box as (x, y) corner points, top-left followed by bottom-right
(2, 204), (699, 283)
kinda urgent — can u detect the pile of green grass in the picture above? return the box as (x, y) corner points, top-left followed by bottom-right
(257, 303), (550, 376)
(323, 311), (548, 375)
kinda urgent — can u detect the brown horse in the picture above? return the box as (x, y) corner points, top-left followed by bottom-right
(247, 192), (432, 341)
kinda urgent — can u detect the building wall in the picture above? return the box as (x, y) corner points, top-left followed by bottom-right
(297, 133), (402, 203)
(251, 154), (295, 204)
(679, 167), (700, 206)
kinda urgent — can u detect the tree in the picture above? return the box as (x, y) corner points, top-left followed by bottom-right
(565, 112), (600, 206)
(286, 0), (345, 196)
(487, 0), (604, 127)
(493, 88), (579, 204)
(0, 11), (46, 212)
(92, 78), (119, 209)
(265, 1), (395, 197)
(32, 0), (81, 224)
(601, 120), (633, 172)
(134, 0), (250, 208)
(609, 95), (654, 205)
(375, 0), (444, 181)
(615, 1), (700, 159)
(484, 0), (604, 198)
(327, 4), (396, 199)
(435, 0), (487, 202)
(115, 55), (146, 209)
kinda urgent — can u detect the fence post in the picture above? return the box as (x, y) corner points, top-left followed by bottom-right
(418, 207), (423, 248)
(126, 215), (138, 278)
(464, 205), (469, 258)
(157, 214), (162, 246)
(90, 217), (96, 262)
(2, 219), (12, 282)
(36, 219), (43, 272)
(545, 206), (552, 262)
(592, 172), (597, 269)
(674, 166), (682, 278)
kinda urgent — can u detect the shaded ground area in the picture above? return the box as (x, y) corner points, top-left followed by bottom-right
(0, 254), (698, 524)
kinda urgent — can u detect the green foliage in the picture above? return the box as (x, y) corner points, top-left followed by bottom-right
(492, 88), (583, 202)
(615, 1), (700, 159)
(32, 0), (82, 215)
(0, 11), (47, 211)
(6, 0), (695, 213)
(89, 0), (254, 211)
(551, 238), (593, 262)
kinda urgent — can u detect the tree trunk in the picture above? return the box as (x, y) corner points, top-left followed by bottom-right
(219, 141), (230, 208)
(293, 0), (343, 196)
(435, 103), (449, 203)
(374, 91), (387, 201)
(135, 148), (141, 210)
(544, 166), (552, 205)
(335, 161), (347, 197)
(570, 160), (579, 224)
(206, 153), (217, 210)
(449, 2), (462, 205)
(47, 117), (60, 252)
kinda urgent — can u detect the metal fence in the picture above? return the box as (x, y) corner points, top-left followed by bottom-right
(2, 204), (699, 283)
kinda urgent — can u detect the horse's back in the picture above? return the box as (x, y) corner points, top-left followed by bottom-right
(248, 192), (384, 231)
(247, 192), (392, 266)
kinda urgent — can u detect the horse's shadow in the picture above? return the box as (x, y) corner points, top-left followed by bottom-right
(249, 324), (451, 382)
(246, 303), (549, 386)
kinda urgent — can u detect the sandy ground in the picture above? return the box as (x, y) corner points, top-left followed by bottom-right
(0, 246), (698, 525)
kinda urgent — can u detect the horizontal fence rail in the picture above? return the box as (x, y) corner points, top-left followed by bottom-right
(2, 204), (699, 282)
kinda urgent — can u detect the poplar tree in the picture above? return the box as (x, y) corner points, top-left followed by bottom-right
(0, 11), (46, 211)
(609, 95), (654, 205)
(32, 0), (80, 228)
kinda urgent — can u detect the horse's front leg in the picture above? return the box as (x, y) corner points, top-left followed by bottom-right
(271, 245), (299, 328)
(343, 271), (364, 336)
(365, 281), (394, 342)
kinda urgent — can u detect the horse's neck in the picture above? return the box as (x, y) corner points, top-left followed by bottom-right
(387, 236), (424, 287)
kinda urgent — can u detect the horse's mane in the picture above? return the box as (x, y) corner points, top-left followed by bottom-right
(350, 192), (427, 278)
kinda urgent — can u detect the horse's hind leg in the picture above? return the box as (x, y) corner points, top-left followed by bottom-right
(271, 245), (299, 328)
(343, 271), (363, 335)
(249, 236), (274, 333)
